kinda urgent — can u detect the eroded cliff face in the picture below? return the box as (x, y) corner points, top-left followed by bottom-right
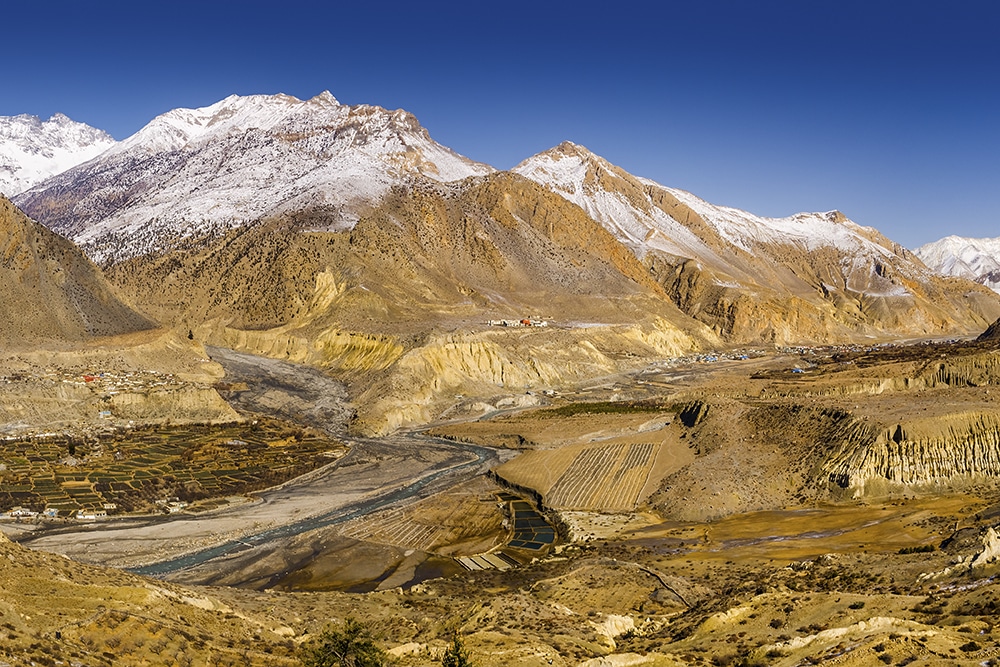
(218, 326), (405, 376)
(647, 250), (1000, 345)
(339, 318), (696, 435)
(792, 351), (1000, 496)
(824, 411), (1000, 496)
(783, 350), (1000, 401)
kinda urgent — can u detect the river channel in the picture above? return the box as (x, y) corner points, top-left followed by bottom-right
(13, 347), (510, 586)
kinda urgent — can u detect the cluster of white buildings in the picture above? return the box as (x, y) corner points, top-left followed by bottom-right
(487, 318), (550, 328)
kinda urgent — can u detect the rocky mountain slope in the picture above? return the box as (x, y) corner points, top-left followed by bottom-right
(915, 234), (1000, 293)
(104, 173), (718, 433)
(515, 142), (1000, 343)
(12, 94), (1000, 431)
(0, 112), (115, 196)
(0, 195), (153, 344)
(14, 92), (493, 262)
(0, 195), (236, 433)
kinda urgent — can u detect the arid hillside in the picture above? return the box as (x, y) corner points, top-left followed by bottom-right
(105, 173), (701, 334)
(0, 196), (153, 345)
(103, 173), (720, 433)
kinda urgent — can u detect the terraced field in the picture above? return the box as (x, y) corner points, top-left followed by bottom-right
(338, 480), (506, 555)
(498, 441), (664, 511)
(0, 420), (345, 516)
(547, 442), (655, 509)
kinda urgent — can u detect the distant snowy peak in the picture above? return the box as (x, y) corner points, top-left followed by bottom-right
(0, 113), (116, 196)
(915, 235), (1000, 293)
(16, 92), (493, 262)
(111, 91), (341, 154)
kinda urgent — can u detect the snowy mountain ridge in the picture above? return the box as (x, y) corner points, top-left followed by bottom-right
(15, 92), (493, 262)
(509, 140), (1000, 343)
(514, 141), (920, 295)
(915, 235), (1000, 293)
(10, 101), (999, 344)
(515, 141), (903, 263)
(110, 91), (339, 155)
(0, 113), (116, 196)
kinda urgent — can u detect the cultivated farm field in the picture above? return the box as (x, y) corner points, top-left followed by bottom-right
(0, 419), (345, 515)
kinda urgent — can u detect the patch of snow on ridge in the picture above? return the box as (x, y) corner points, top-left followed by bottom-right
(663, 186), (889, 257)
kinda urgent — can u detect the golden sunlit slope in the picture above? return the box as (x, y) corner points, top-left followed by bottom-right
(104, 173), (719, 434)
(0, 196), (153, 345)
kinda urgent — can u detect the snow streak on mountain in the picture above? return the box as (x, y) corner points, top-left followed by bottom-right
(15, 92), (493, 262)
(0, 114), (116, 196)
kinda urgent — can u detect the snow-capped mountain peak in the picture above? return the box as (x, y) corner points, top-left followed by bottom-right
(111, 92), (342, 155)
(15, 92), (494, 262)
(0, 113), (116, 196)
(915, 235), (1000, 293)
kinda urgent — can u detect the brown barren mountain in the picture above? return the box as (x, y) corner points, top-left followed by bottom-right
(104, 173), (718, 433)
(0, 195), (153, 344)
(0, 196), (236, 434)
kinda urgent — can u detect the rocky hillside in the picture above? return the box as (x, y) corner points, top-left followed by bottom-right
(0, 112), (115, 196)
(0, 529), (305, 665)
(104, 172), (718, 433)
(106, 173), (683, 332)
(915, 234), (1000, 293)
(0, 196), (153, 344)
(14, 92), (493, 263)
(516, 142), (1000, 343)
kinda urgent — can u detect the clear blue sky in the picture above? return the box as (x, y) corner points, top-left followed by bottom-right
(3, 0), (998, 248)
